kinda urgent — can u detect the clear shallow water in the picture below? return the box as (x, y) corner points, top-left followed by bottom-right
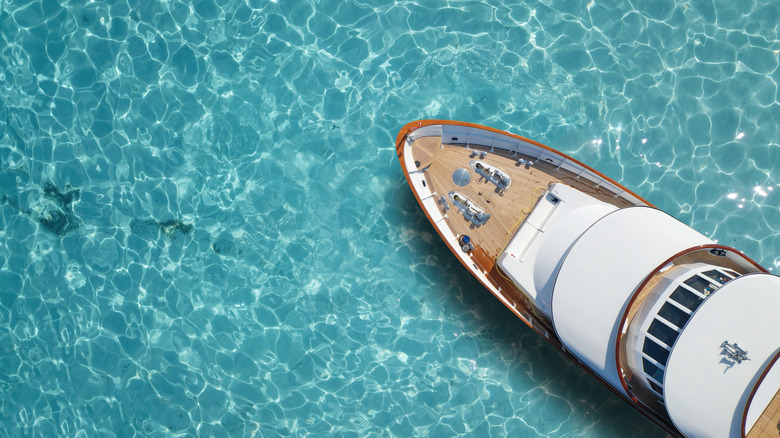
(0, 0), (778, 436)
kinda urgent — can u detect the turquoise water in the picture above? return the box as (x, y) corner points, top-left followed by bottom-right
(0, 0), (778, 436)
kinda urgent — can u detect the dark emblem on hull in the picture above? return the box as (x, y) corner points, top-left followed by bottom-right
(720, 341), (749, 364)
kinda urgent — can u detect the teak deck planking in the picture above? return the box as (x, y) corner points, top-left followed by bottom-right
(747, 387), (780, 438)
(412, 136), (634, 264)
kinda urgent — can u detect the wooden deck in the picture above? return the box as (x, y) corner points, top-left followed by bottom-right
(412, 136), (634, 257)
(747, 388), (780, 438)
(409, 136), (635, 321)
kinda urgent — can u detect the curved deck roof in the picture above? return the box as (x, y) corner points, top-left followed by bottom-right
(664, 274), (780, 438)
(551, 207), (712, 391)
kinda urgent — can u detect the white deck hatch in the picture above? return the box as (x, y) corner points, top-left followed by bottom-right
(497, 183), (617, 317)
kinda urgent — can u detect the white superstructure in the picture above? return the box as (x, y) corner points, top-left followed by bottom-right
(496, 184), (780, 438)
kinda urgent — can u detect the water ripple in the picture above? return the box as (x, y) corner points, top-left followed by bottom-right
(1, 0), (779, 436)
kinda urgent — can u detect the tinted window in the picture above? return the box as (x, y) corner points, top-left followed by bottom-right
(643, 358), (664, 383)
(670, 287), (703, 311)
(658, 302), (690, 328)
(702, 269), (731, 285)
(684, 275), (715, 295)
(643, 338), (670, 365)
(648, 319), (679, 346)
(648, 380), (663, 396)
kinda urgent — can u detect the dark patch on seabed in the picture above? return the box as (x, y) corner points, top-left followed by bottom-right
(130, 218), (194, 243)
(38, 183), (81, 235)
(3, 182), (83, 237)
(211, 232), (241, 257)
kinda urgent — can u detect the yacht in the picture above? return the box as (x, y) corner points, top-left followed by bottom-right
(395, 120), (780, 438)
